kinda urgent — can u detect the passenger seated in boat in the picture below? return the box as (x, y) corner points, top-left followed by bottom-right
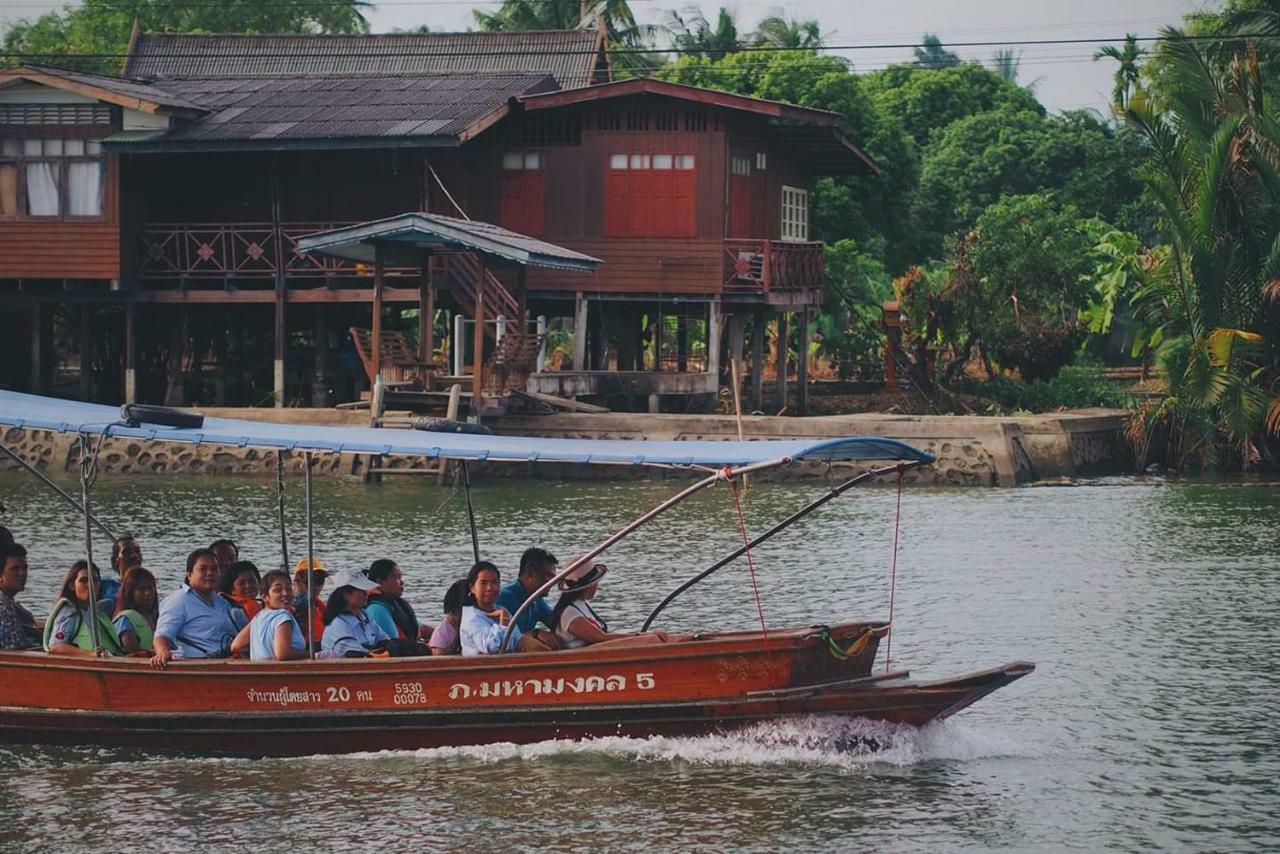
(428, 578), (468, 656)
(366, 559), (431, 643)
(320, 570), (391, 657)
(230, 570), (308, 661)
(113, 566), (159, 655)
(292, 558), (327, 650)
(45, 561), (122, 657)
(208, 538), (239, 586)
(494, 547), (562, 651)
(553, 562), (670, 650)
(102, 536), (143, 606)
(0, 542), (41, 650)
(150, 548), (239, 669)
(220, 560), (263, 627)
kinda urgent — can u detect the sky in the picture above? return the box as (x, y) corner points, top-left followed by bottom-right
(1, 0), (1217, 114)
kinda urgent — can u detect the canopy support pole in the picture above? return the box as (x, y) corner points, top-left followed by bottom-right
(0, 443), (115, 540)
(641, 460), (923, 632)
(304, 451), (315, 660)
(276, 450), (289, 573)
(501, 457), (790, 652)
(459, 461), (480, 565)
(372, 245), (385, 385)
(77, 435), (103, 653)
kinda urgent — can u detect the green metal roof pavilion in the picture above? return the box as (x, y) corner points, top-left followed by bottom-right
(296, 213), (602, 272)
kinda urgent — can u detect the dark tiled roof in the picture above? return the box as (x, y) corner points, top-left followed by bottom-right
(125, 30), (604, 89)
(2, 64), (203, 112)
(106, 72), (556, 149)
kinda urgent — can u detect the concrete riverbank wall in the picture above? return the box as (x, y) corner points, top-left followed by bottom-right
(0, 407), (1131, 486)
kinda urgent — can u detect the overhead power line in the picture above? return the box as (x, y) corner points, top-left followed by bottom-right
(5, 31), (1280, 60)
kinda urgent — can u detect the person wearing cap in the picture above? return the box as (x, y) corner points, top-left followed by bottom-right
(494, 547), (563, 651)
(292, 558), (327, 650)
(553, 560), (670, 650)
(320, 569), (391, 657)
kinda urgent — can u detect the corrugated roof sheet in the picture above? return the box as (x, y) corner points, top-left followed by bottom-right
(296, 212), (604, 271)
(2, 64), (203, 112)
(107, 72), (555, 149)
(125, 30), (603, 89)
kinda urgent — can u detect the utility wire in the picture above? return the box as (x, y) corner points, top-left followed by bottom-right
(3, 31), (1278, 60)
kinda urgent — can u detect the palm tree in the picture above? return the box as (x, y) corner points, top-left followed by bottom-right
(914, 33), (960, 70)
(990, 47), (1044, 92)
(1122, 28), (1280, 466)
(659, 6), (743, 61)
(1094, 34), (1146, 110)
(752, 13), (824, 49)
(475, 0), (651, 46)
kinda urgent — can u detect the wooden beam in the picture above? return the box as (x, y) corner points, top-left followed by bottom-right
(372, 245), (386, 387)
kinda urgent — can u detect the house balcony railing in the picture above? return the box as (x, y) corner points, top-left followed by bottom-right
(723, 239), (824, 293)
(137, 222), (420, 280)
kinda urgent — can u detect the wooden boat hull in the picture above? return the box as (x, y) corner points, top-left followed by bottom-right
(0, 623), (1033, 756)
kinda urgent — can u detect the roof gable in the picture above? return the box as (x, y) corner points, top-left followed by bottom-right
(124, 30), (606, 90)
(0, 64), (204, 116)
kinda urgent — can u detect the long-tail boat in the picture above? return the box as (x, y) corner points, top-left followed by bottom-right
(0, 391), (1033, 757)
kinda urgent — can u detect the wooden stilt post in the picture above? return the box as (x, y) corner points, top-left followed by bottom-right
(796, 307), (810, 416)
(271, 159), (286, 408)
(79, 304), (92, 401)
(124, 302), (137, 404)
(471, 255), (486, 412)
(29, 302), (45, 394)
(750, 308), (764, 412)
(774, 311), (790, 414)
(372, 244), (385, 386)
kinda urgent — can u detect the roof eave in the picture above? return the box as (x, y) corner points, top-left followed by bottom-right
(103, 135), (464, 154)
(0, 65), (204, 117)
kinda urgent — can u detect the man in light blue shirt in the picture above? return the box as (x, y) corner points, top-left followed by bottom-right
(495, 547), (560, 650)
(151, 548), (238, 668)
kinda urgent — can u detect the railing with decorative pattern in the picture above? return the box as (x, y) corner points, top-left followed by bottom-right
(137, 222), (419, 279)
(723, 239), (824, 293)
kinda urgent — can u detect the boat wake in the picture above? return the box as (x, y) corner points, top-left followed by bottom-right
(376, 716), (1033, 771)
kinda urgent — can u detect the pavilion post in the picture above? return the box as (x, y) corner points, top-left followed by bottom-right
(372, 244), (385, 386)
(774, 311), (790, 413)
(471, 255), (486, 410)
(419, 253), (434, 366)
(573, 291), (588, 371)
(124, 302), (137, 404)
(312, 305), (327, 407)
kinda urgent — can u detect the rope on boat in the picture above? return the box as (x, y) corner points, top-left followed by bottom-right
(727, 473), (772, 664)
(820, 625), (889, 661)
(884, 465), (905, 673)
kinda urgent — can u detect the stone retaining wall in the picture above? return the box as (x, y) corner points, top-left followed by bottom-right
(1, 406), (1132, 486)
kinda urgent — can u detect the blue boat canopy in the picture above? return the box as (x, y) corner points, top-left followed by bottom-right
(0, 392), (934, 467)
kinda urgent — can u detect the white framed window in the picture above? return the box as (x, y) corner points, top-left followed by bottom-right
(0, 136), (104, 219)
(755, 151), (767, 170)
(781, 185), (809, 242)
(731, 155), (752, 176)
(502, 151), (542, 170)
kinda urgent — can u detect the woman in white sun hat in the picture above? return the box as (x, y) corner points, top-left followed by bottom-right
(552, 559), (676, 650)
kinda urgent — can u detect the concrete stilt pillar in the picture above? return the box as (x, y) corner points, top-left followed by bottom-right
(707, 298), (723, 381)
(774, 311), (790, 414)
(124, 302), (137, 404)
(750, 308), (764, 412)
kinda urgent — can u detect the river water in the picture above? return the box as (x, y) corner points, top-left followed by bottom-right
(0, 471), (1277, 852)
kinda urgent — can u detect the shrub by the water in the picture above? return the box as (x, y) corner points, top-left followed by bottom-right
(957, 363), (1132, 413)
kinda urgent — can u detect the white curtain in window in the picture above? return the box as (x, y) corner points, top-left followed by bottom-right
(68, 161), (102, 216)
(25, 162), (59, 215)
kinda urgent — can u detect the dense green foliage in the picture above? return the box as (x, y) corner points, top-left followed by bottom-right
(1, 0), (368, 73)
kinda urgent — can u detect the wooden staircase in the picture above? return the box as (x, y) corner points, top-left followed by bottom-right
(441, 252), (520, 340)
